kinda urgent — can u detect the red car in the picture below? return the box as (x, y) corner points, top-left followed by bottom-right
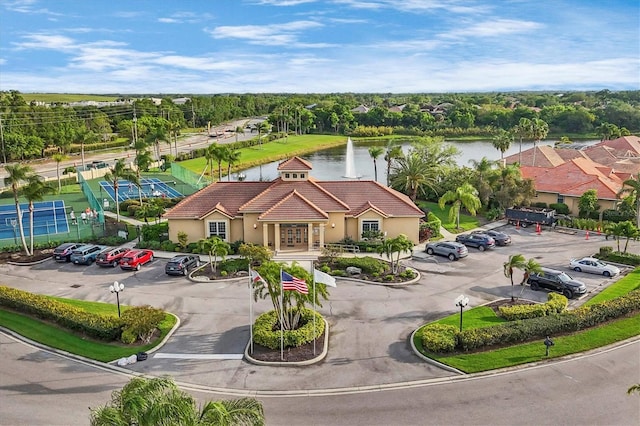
(119, 249), (154, 271)
(95, 246), (131, 267)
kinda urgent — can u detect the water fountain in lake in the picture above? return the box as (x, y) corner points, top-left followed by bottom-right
(343, 137), (360, 179)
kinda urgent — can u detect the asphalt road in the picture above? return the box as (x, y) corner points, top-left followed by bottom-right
(1, 226), (639, 425)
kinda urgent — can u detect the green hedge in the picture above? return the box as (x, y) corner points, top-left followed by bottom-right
(420, 323), (457, 353)
(595, 250), (640, 266)
(253, 308), (324, 350)
(328, 256), (386, 275)
(0, 286), (121, 340)
(498, 293), (567, 321)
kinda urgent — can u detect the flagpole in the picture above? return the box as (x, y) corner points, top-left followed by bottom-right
(280, 268), (284, 361)
(248, 265), (254, 354)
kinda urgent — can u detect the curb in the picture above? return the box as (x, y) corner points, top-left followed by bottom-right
(7, 256), (53, 266)
(244, 318), (329, 366)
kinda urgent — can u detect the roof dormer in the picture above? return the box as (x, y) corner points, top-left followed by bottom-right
(277, 156), (313, 181)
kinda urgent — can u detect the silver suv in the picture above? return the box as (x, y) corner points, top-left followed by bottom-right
(425, 241), (469, 261)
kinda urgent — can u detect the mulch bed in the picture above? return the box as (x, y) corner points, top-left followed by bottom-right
(0, 248), (54, 264)
(248, 332), (326, 363)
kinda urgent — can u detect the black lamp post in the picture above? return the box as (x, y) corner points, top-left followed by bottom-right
(110, 281), (125, 318)
(455, 294), (469, 332)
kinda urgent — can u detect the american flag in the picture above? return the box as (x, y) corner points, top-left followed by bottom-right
(281, 271), (308, 294)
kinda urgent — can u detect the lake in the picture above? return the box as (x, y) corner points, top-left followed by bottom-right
(235, 138), (600, 182)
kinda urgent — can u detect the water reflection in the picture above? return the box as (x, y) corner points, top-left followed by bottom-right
(234, 138), (600, 182)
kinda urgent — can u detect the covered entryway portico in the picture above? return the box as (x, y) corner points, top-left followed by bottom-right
(259, 222), (329, 252)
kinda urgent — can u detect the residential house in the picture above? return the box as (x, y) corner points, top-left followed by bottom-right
(164, 157), (424, 250)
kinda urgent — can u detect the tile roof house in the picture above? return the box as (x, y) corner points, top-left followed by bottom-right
(164, 157), (424, 251)
(506, 136), (640, 214)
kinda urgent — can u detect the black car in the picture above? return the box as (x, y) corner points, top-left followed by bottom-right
(165, 255), (201, 276)
(53, 242), (82, 262)
(527, 267), (587, 299)
(455, 233), (496, 251)
(471, 230), (511, 246)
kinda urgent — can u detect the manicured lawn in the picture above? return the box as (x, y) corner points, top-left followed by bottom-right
(417, 201), (480, 233)
(179, 134), (348, 176)
(414, 267), (640, 373)
(0, 297), (176, 362)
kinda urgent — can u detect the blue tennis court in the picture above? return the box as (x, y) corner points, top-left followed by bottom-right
(0, 200), (69, 240)
(99, 177), (183, 203)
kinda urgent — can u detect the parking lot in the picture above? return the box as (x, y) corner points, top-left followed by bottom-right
(0, 223), (637, 391)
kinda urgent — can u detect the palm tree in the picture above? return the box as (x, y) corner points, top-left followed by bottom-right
(389, 152), (437, 202)
(168, 121), (181, 157)
(51, 153), (69, 192)
(376, 234), (413, 274)
(134, 149), (153, 204)
(617, 173), (640, 228)
(145, 125), (169, 162)
(198, 236), (230, 273)
(226, 149), (241, 182)
(235, 126), (244, 143)
(22, 175), (55, 255)
(491, 129), (512, 161)
(252, 121), (270, 149)
(514, 118), (532, 164)
(503, 254), (525, 302)
(368, 146), (384, 182)
(104, 159), (138, 222)
(469, 157), (497, 208)
(3, 164), (34, 255)
(438, 183), (481, 230)
(530, 118), (549, 167)
(207, 144), (229, 182)
(89, 376), (265, 426)
(518, 258), (542, 299)
(384, 143), (404, 186)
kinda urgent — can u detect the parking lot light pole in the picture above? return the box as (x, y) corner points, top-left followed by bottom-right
(110, 281), (125, 318)
(455, 295), (469, 332)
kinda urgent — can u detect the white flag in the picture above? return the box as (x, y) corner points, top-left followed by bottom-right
(314, 268), (337, 287)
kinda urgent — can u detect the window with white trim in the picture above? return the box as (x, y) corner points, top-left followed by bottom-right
(362, 220), (380, 233)
(207, 221), (227, 240)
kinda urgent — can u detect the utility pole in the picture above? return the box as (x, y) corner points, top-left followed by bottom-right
(0, 114), (6, 164)
(191, 102), (196, 128)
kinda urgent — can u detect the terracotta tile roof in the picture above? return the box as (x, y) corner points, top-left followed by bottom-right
(351, 201), (389, 218)
(554, 148), (587, 162)
(504, 145), (565, 167)
(521, 157), (623, 199)
(163, 181), (271, 219)
(596, 136), (640, 157)
(277, 157), (313, 171)
(259, 190), (329, 221)
(581, 145), (618, 166)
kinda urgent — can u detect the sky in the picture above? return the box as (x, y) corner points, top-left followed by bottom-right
(1, 0), (639, 94)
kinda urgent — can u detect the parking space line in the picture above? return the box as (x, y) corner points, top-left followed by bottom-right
(153, 353), (244, 360)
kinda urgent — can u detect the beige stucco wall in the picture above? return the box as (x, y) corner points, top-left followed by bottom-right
(383, 217), (420, 243)
(167, 218), (206, 243)
(535, 192), (618, 215)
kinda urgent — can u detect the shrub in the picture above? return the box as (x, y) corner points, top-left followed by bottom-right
(160, 240), (176, 251)
(595, 251), (640, 266)
(532, 202), (548, 208)
(498, 293), (567, 321)
(120, 305), (165, 344)
(253, 309), (324, 350)
(332, 256), (386, 275)
(549, 203), (570, 215)
(420, 324), (457, 353)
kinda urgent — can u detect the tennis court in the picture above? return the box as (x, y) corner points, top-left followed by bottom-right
(0, 200), (69, 240)
(99, 178), (183, 203)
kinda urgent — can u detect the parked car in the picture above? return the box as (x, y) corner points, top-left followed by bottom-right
(95, 246), (131, 267)
(165, 255), (201, 276)
(455, 233), (496, 251)
(471, 229), (511, 246)
(527, 267), (587, 299)
(70, 244), (106, 265)
(53, 242), (82, 262)
(569, 257), (620, 277)
(119, 249), (154, 271)
(425, 241), (468, 261)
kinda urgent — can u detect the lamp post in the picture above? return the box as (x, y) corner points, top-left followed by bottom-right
(110, 281), (125, 318)
(455, 294), (469, 332)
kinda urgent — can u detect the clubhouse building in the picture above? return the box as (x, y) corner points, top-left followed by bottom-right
(164, 157), (424, 251)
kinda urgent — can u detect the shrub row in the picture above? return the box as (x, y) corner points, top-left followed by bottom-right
(595, 250), (640, 267)
(0, 286), (121, 340)
(499, 293), (567, 321)
(329, 256), (386, 275)
(120, 305), (166, 344)
(421, 289), (640, 354)
(253, 308), (324, 350)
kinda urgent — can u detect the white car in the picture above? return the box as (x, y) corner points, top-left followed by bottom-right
(569, 257), (620, 277)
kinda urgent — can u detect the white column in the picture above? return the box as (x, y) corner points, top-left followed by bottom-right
(307, 223), (313, 251)
(274, 223), (280, 252)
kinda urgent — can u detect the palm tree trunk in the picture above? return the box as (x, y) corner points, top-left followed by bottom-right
(114, 184), (120, 221)
(56, 164), (61, 192)
(14, 201), (30, 255)
(29, 204), (34, 255)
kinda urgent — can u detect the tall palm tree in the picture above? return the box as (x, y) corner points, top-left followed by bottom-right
(530, 118), (549, 167)
(469, 157), (497, 208)
(168, 121), (181, 157)
(145, 125), (169, 162)
(384, 143), (404, 186)
(252, 121), (270, 149)
(438, 183), (481, 230)
(376, 234), (413, 274)
(503, 254), (525, 302)
(368, 146), (384, 182)
(3, 164), (34, 255)
(51, 153), (69, 193)
(389, 152), (436, 202)
(89, 376), (265, 426)
(491, 129), (513, 161)
(618, 173), (640, 228)
(134, 149), (153, 204)
(514, 118), (532, 164)
(207, 144), (229, 182)
(22, 175), (55, 255)
(104, 159), (138, 222)
(226, 149), (241, 182)
(518, 258), (542, 299)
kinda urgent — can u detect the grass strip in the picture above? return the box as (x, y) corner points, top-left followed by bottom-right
(417, 201), (480, 233)
(585, 269), (640, 305)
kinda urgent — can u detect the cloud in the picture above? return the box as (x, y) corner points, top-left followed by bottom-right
(442, 19), (544, 38)
(158, 11), (214, 24)
(13, 34), (76, 50)
(3, 0), (63, 16)
(208, 20), (329, 47)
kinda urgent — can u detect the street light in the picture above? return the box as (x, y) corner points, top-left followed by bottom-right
(455, 294), (469, 332)
(110, 281), (125, 318)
